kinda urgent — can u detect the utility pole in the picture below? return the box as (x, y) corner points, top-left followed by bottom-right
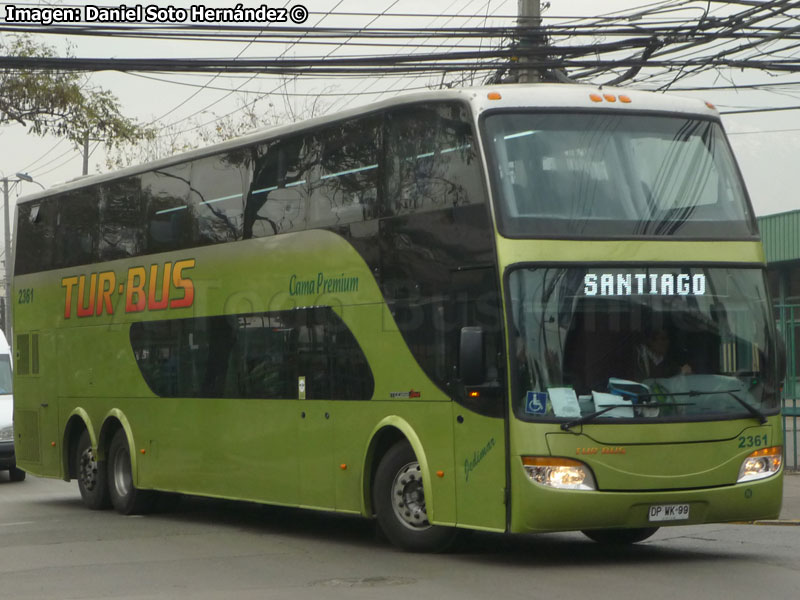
(83, 133), (90, 176)
(517, 0), (542, 83)
(2, 177), (8, 337)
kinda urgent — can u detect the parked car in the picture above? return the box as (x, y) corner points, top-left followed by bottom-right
(0, 329), (24, 481)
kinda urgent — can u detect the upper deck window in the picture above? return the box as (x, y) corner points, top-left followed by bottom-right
(484, 112), (756, 239)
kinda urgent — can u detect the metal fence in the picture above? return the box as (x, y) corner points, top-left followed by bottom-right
(777, 304), (799, 471)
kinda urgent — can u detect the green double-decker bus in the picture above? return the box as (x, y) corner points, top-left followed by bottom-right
(12, 84), (784, 550)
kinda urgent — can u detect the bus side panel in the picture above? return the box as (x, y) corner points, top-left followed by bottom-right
(138, 397), (300, 507)
(13, 329), (61, 478)
(453, 408), (506, 531)
(333, 402), (458, 523)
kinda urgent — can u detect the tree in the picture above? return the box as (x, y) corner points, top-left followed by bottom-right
(106, 85), (332, 170)
(0, 34), (153, 172)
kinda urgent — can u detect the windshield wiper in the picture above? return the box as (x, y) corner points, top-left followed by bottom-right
(560, 387), (767, 431)
(560, 402), (692, 431)
(723, 390), (768, 424)
(639, 388), (767, 425)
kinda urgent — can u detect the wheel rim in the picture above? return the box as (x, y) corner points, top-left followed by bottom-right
(79, 445), (99, 491)
(111, 445), (132, 498)
(390, 461), (431, 531)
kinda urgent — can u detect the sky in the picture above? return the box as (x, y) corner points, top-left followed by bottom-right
(1, 0), (799, 229)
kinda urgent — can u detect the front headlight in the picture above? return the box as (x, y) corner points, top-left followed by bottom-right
(0, 425), (12, 442)
(737, 446), (782, 483)
(522, 456), (597, 490)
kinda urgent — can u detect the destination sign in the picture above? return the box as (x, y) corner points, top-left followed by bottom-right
(583, 272), (706, 297)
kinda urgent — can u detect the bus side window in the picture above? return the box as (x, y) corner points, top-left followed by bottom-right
(99, 176), (145, 261)
(190, 154), (246, 245)
(244, 137), (310, 238)
(308, 117), (379, 228)
(142, 163), (193, 253)
(384, 103), (481, 216)
(56, 189), (100, 269)
(15, 199), (58, 275)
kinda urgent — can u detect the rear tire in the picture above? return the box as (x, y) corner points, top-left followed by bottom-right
(373, 441), (458, 552)
(9, 466), (26, 482)
(582, 527), (659, 544)
(108, 429), (155, 515)
(76, 429), (110, 509)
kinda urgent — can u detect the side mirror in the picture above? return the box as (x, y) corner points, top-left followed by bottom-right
(460, 326), (485, 386)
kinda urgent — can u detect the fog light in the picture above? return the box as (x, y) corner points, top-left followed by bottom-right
(737, 446), (782, 483)
(521, 456), (597, 490)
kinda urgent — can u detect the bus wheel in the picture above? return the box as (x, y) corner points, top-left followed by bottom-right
(9, 466), (26, 482)
(108, 429), (155, 515)
(582, 527), (659, 544)
(373, 441), (458, 552)
(76, 429), (110, 509)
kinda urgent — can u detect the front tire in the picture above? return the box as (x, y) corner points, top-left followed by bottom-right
(9, 466), (26, 482)
(76, 429), (110, 509)
(582, 527), (659, 544)
(108, 429), (154, 515)
(373, 441), (458, 552)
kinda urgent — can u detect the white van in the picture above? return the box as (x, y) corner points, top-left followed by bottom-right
(0, 329), (24, 481)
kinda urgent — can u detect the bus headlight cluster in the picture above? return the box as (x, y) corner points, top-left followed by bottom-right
(0, 425), (12, 442)
(737, 446), (782, 483)
(521, 457), (597, 490)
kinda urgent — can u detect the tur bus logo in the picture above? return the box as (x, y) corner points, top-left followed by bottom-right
(61, 259), (195, 319)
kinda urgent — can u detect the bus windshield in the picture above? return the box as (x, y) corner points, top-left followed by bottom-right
(484, 112), (755, 238)
(509, 266), (780, 422)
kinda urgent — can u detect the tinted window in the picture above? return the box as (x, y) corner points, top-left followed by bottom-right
(190, 154), (246, 245)
(56, 189), (100, 268)
(143, 164), (192, 252)
(99, 177), (145, 261)
(384, 103), (482, 215)
(244, 137), (311, 238)
(309, 118), (379, 228)
(14, 199), (58, 275)
(130, 307), (374, 400)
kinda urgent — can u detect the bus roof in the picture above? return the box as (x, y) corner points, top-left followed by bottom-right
(16, 83), (718, 206)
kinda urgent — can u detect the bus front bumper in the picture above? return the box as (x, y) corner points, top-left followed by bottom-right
(509, 467), (784, 534)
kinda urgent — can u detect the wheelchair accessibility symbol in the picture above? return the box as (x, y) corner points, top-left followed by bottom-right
(525, 391), (548, 415)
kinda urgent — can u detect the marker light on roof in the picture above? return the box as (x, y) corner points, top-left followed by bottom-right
(603, 94), (617, 102)
(589, 93), (603, 102)
(487, 92), (502, 100)
(619, 95), (632, 103)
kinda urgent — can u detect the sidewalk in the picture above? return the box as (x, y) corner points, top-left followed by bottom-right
(778, 471), (800, 522)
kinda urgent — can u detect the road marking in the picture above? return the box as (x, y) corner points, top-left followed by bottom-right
(0, 521), (34, 527)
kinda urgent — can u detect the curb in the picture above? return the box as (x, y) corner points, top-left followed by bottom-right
(750, 519), (800, 526)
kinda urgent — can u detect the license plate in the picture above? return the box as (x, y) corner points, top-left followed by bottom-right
(648, 503), (690, 522)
